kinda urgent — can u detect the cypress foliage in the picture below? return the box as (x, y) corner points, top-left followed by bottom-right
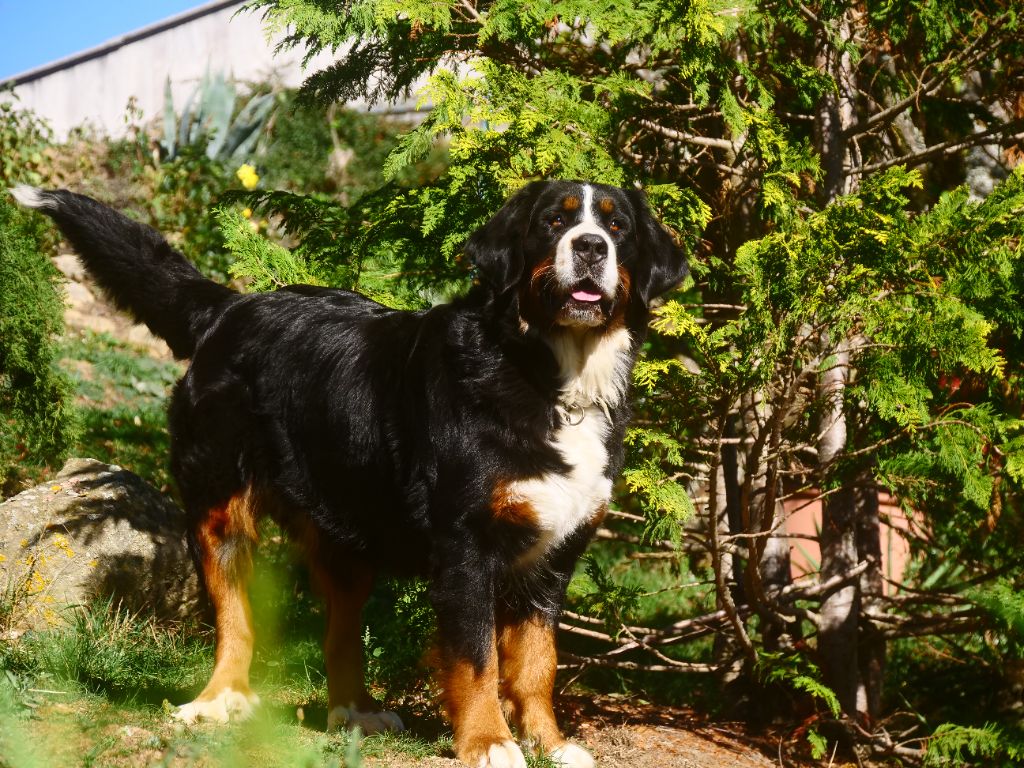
(225, 0), (1024, 759)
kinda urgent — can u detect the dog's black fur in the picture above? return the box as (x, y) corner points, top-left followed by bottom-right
(13, 180), (685, 766)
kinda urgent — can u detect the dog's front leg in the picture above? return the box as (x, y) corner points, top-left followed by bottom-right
(432, 563), (526, 768)
(497, 610), (594, 768)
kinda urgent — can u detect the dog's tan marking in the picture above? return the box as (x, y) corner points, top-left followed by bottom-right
(293, 515), (404, 734)
(439, 640), (524, 767)
(175, 490), (260, 723)
(310, 561), (389, 720)
(492, 482), (539, 528)
(598, 197), (615, 214)
(497, 613), (562, 749)
(562, 195), (580, 211)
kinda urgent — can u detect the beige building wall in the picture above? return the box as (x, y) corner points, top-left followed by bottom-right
(2, 0), (382, 138)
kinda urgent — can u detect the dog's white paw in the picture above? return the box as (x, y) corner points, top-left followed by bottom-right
(549, 742), (595, 768)
(472, 739), (527, 768)
(327, 705), (405, 734)
(172, 688), (259, 724)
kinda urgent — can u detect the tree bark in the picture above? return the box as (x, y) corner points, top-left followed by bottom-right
(855, 478), (884, 720)
(816, 342), (860, 717)
(813, 8), (871, 720)
(814, 10), (859, 202)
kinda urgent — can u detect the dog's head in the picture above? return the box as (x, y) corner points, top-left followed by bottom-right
(465, 180), (687, 330)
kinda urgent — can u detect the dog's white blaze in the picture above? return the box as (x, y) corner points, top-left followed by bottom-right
(510, 326), (633, 563)
(511, 406), (612, 563)
(553, 184), (618, 295)
(547, 325), (632, 410)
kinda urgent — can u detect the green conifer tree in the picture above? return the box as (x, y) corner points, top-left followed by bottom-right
(225, 0), (1024, 759)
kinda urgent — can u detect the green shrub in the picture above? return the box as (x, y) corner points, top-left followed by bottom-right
(0, 195), (76, 495)
(260, 94), (448, 199)
(0, 91), (52, 189)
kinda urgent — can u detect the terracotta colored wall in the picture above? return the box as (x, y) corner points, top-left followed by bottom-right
(782, 492), (915, 593)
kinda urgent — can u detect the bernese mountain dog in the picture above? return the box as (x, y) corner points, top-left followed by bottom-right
(11, 180), (687, 768)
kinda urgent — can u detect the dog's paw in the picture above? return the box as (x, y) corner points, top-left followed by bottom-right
(172, 688), (259, 725)
(327, 705), (405, 734)
(459, 739), (527, 768)
(549, 742), (595, 768)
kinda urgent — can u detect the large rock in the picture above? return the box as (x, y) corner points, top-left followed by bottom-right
(0, 458), (202, 629)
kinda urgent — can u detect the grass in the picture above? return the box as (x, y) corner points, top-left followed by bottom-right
(59, 329), (181, 492)
(2, 602), (208, 702)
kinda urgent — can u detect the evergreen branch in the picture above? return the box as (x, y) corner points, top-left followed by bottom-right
(841, 417), (994, 463)
(563, 561), (874, 655)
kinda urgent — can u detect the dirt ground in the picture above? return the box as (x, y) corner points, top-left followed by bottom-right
(364, 694), (793, 768)
(16, 693), (810, 768)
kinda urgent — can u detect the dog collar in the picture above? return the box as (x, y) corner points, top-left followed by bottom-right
(562, 402), (586, 426)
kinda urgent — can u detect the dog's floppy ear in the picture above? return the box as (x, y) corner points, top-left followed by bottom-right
(464, 182), (542, 294)
(628, 190), (689, 305)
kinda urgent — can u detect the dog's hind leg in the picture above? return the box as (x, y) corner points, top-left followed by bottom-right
(308, 561), (404, 735)
(174, 490), (260, 724)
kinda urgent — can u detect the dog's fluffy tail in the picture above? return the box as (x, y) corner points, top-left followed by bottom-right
(10, 186), (235, 359)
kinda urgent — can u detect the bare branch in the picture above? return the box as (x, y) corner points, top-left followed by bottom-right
(456, 0), (482, 23)
(634, 117), (738, 151)
(558, 651), (716, 674)
(847, 23), (1004, 138)
(852, 123), (1024, 176)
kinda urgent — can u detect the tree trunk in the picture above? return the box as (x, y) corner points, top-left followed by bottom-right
(817, 342), (860, 717)
(714, 427), (747, 687)
(814, 8), (872, 720)
(814, 10), (859, 203)
(739, 389), (792, 650)
(855, 478), (884, 720)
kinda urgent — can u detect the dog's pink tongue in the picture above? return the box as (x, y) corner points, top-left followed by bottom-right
(572, 290), (602, 302)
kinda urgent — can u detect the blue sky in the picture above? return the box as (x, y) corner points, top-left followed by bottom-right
(0, 0), (206, 80)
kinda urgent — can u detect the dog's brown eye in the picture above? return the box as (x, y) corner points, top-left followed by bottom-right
(610, 219), (624, 233)
(549, 215), (565, 228)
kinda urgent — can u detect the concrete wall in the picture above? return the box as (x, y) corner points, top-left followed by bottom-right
(3, 0), (379, 138)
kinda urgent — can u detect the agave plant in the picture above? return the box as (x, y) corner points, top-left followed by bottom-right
(160, 72), (276, 163)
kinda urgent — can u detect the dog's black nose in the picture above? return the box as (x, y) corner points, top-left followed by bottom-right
(572, 233), (608, 266)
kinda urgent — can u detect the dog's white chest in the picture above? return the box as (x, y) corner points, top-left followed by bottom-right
(510, 408), (612, 562)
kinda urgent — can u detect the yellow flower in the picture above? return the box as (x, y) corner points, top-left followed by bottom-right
(236, 163), (259, 190)
(242, 207), (253, 219)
